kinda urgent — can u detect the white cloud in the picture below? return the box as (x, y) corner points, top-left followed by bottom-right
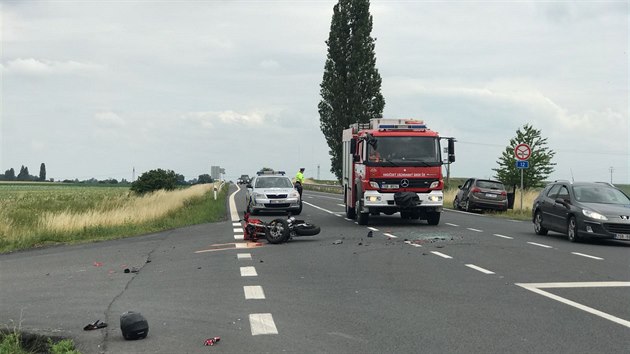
(94, 112), (126, 127)
(2, 58), (103, 76)
(260, 59), (280, 70)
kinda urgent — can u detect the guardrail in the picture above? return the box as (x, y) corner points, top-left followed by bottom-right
(303, 183), (343, 194)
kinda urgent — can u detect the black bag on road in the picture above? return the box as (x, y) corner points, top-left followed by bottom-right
(120, 311), (149, 340)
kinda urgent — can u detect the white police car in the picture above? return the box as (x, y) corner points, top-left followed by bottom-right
(245, 171), (302, 215)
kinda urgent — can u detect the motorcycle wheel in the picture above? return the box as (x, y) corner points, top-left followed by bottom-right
(265, 219), (290, 244)
(293, 223), (320, 236)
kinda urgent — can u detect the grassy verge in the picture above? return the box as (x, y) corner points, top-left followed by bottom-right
(0, 183), (228, 254)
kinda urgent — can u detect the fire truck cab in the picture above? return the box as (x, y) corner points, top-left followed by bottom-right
(342, 118), (455, 225)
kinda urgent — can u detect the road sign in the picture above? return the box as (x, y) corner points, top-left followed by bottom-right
(516, 160), (529, 169)
(514, 143), (531, 160)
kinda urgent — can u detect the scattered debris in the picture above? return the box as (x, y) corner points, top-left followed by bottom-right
(204, 337), (221, 346)
(124, 267), (139, 274)
(367, 231), (373, 238)
(93, 262), (103, 267)
(83, 320), (107, 331)
(332, 240), (343, 245)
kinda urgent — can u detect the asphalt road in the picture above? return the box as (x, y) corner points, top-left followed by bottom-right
(1, 184), (629, 353)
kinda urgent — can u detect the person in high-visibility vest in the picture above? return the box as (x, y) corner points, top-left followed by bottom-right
(294, 168), (305, 197)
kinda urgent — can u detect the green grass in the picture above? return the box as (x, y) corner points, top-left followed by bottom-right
(0, 183), (228, 253)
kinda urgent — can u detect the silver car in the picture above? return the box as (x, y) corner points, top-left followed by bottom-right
(245, 172), (302, 215)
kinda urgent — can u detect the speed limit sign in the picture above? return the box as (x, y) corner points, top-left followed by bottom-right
(514, 143), (531, 161)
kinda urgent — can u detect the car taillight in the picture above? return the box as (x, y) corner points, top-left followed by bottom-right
(500, 191), (507, 196)
(471, 187), (481, 194)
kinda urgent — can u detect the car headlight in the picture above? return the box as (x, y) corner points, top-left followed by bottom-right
(582, 209), (608, 221)
(253, 192), (266, 199)
(289, 190), (300, 198)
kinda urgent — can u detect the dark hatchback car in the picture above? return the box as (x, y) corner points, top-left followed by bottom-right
(454, 178), (508, 212)
(532, 181), (630, 242)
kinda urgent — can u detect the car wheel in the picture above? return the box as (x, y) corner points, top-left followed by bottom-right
(453, 197), (461, 210)
(465, 200), (474, 212)
(265, 219), (290, 244)
(567, 216), (580, 242)
(291, 201), (302, 215)
(533, 210), (548, 235)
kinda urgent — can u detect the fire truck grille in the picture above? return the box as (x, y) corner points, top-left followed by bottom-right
(374, 178), (438, 189)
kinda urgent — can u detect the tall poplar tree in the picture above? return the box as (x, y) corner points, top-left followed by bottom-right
(39, 163), (46, 181)
(493, 124), (556, 189)
(319, 0), (385, 181)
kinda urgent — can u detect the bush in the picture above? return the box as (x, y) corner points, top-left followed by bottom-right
(130, 169), (178, 195)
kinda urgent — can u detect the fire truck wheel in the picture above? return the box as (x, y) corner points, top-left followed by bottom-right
(265, 219), (290, 244)
(426, 212), (440, 225)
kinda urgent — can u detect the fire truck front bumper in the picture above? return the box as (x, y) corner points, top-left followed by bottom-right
(362, 190), (444, 210)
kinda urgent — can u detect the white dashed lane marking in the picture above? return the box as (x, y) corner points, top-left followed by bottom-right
(571, 252), (603, 260)
(445, 223), (459, 227)
(240, 267), (257, 277)
(244, 286), (266, 299)
(383, 233), (398, 239)
(527, 242), (552, 248)
(465, 264), (495, 274)
(368, 227), (379, 231)
(493, 234), (514, 239)
(233, 228), (242, 233)
(250, 313), (279, 335)
(232, 222), (241, 227)
(467, 228), (483, 232)
(237, 253), (252, 260)
(431, 251), (453, 259)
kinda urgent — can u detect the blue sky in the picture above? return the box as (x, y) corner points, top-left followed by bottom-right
(1, 1), (628, 183)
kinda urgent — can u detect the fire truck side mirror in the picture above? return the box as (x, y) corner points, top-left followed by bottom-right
(448, 139), (456, 163)
(350, 138), (356, 154)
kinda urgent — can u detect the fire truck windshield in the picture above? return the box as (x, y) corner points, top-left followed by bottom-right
(367, 136), (441, 166)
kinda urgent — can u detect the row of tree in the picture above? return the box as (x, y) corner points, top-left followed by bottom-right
(318, 0), (555, 188)
(0, 164), (47, 181)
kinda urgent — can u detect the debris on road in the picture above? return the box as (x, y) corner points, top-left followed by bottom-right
(204, 337), (221, 346)
(83, 320), (107, 331)
(332, 240), (343, 245)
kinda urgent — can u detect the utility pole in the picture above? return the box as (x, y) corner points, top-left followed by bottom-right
(609, 166), (614, 184)
(317, 164), (320, 180)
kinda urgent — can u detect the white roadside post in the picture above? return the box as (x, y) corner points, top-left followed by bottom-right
(514, 143), (531, 210)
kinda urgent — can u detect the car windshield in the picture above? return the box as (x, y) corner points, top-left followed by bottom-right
(367, 136), (441, 166)
(476, 180), (505, 190)
(573, 185), (630, 205)
(255, 177), (293, 188)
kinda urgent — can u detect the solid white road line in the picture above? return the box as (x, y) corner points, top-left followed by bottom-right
(250, 313), (278, 335)
(467, 228), (483, 232)
(244, 286), (265, 299)
(302, 201), (336, 214)
(527, 242), (552, 248)
(571, 252), (603, 260)
(493, 234), (514, 239)
(516, 282), (630, 329)
(445, 223), (459, 227)
(431, 251), (453, 259)
(229, 185), (241, 221)
(383, 233), (398, 239)
(465, 264), (495, 274)
(240, 266), (257, 277)
(337, 203), (345, 207)
(237, 253), (252, 260)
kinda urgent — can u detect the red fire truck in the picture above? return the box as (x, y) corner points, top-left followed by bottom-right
(342, 118), (455, 225)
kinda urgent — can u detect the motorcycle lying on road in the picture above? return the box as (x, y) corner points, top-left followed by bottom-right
(242, 212), (321, 244)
